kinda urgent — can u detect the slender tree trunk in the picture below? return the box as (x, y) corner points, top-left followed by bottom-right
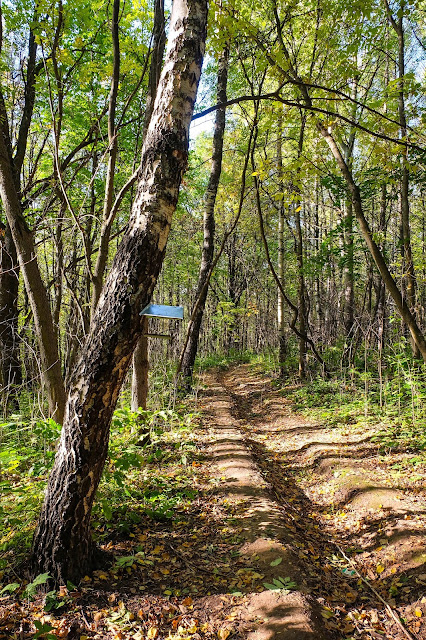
(131, 0), (166, 407)
(31, 0), (207, 584)
(314, 177), (323, 328)
(294, 118), (307, 378)
(277, 110), (287, 376)
(343, 200), (354, 337)
(0, 222), (21, 406)
(0, 129), (66, 422)
(383, 0), (418, 356)
(91, 0), (121, 316)
(376, 184), (388, 352)
(131, 316), (149, 410)
(180, 47), (228, 383)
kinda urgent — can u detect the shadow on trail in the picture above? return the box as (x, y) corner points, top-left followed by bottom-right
(221, 367), (426, 639)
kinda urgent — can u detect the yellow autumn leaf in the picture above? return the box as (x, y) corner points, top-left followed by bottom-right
(147, 627), (158, 639)
(415, 609), (422, 617)
(295, 206), (302, 212)
(376, 564), (385, 574)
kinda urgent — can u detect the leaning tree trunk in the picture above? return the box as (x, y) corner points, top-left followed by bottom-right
(320, 126), (426, 361)
(31, 0), (208, 585)
(0, 14), (66, 421)
(266, 16), (426, 362)
(180, 46), (229, 384)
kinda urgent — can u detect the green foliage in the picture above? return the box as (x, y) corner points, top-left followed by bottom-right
(263, 576), (297, 592)
(0, 400), (199, 571)
(23, 573), (51, 600)
(287, 349), (426, 460)
(0, 582), (20, 595)
(196, 349), (253, 372)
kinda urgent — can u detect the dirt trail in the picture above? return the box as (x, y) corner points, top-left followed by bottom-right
(199, 371), (328, 639)
(200, 364), (426, 640)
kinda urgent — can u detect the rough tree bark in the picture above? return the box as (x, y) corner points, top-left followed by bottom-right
(180, 47), (228, 384)
(31, 0), (208, 584)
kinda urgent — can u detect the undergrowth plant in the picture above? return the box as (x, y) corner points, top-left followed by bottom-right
(0, 404), (199, 578)
(278, 340), (426, 462)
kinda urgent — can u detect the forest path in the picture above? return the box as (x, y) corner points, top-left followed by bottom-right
(202, 363), (426, 640)
(198, 369), (328, 639)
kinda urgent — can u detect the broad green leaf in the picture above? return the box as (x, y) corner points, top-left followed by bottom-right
(270, 557), (283, 566)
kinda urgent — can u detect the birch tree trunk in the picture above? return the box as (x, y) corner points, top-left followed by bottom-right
(31, 0), (207, 584)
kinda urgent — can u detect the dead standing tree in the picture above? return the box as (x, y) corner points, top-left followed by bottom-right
(31, 0), (208, 584)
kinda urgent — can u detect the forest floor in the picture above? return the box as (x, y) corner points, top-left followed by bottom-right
(1, 363), (426, 639)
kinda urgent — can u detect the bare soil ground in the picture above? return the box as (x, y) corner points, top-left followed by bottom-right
(216, 364), (426, 640)
(1, 363), (425, 639)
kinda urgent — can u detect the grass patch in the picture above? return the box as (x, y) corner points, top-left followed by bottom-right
(282, 367), (426, 461)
